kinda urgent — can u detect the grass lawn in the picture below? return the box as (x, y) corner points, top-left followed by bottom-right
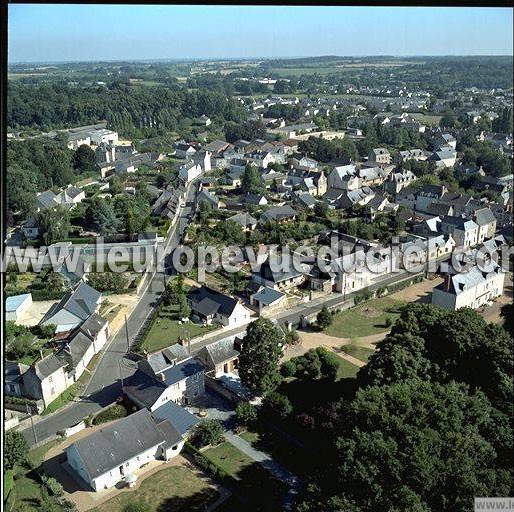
(142, 305), (217, 353)
(324, 296), (405, 339)
(335, 356), (361, 380)
(409, 112), (442, 126)
(90, 466), (219, 512)
(203, 442), (286, 509)
(342, 344), (376, 363)
(10, 440), (62, 512)
(237, 426), (305, 475)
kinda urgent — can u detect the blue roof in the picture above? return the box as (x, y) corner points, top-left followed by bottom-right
(162, 358), (204, 386)
(6, 293), (31, 312)
(153, 400), (200, 435)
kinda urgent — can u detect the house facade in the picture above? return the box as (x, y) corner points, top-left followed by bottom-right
(66, 409), (183, 491)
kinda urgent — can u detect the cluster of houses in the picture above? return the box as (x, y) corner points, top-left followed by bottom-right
(5, 282), (109, 408)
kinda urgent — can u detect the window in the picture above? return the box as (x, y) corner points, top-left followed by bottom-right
(137, 456), (140, 461)
(125, 462), (129, 467)
(9, 385), (16, 393)
(48, 376), (53, 383)
(172, 445), (178, 450)
(50, 387), (55, 395)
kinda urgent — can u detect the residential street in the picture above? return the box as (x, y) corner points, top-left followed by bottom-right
(21, 243), (444, 447)
(21, 181), (199, 446)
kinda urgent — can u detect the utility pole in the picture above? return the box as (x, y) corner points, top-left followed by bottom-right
(26, 403), (37, 444)
(124, 314), (130, 353)
(118, 358), (124, 388)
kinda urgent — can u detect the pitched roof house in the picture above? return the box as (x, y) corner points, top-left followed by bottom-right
(187, 286), (251, 328)
(66, 409), (184, 491)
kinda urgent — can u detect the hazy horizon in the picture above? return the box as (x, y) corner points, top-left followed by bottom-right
(8, 5), (513, 64)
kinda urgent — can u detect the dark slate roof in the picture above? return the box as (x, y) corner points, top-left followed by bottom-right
(187, 286), (239, 318)
(199, 338), (240, 368)
(59, 332), (94, 368)
(254, 260), (302, 283)
(228, 212), (258, 227)
(67, 409), (171, 478)
(260, 205), (297, 223)
(79, 313), (108, 339)
(123, 370), (167, 409)
(474, 207), (496, 226)
(155, 419), (183, 448)
(44, 282), (101, 324)
(161, 358), (204, 386)
(153, 400), (200, 435)
(33, 354), (67, 380)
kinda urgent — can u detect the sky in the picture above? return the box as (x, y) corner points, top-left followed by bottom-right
(8, 5), (514, 63)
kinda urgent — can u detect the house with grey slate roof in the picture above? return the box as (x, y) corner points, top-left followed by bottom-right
(40, 282), (102, 333)
(66, 409), (184, 491)
(22, 353), (70, 408)
(432, 264), (505, 311)
(124, 348), (205, 409)
(196, 337), (241, 378)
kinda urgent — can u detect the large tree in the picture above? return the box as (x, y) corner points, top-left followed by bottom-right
(239, 318), (283, 395)
(37, 206), (71, 245)
(297, 380), (512, 512)
(85, 198), (120, 235)
(73, 144), (99, 174)
(241, 164), (264, 195)
(4, 430), (28, 470)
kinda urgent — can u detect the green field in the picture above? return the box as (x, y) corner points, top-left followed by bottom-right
(91, 466), (219, 512)
(335, 355), (361, 380)
(409, 112), (443, 127)
(325, 296), (405, 340)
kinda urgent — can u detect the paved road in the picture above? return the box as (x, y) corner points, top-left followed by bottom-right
(21, 181), (199, 446)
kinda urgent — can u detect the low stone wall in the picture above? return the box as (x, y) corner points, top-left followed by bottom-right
(205, 376), (239, 403)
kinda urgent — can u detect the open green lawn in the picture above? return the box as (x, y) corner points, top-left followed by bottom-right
(324, 297), (405, 339)
(409, 112), (443, 127)
(142, 305), (217, 353)
(342, 344), (376, 363)
(203, 442), (286, 508)
(91, 466), (219, 512)
(9, 440), (62, 512)
(335, 355), (361, 380)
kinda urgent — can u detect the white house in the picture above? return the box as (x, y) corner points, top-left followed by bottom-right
(66, 409), (184, 491)
(22, 354), (71, 408)
(432, 265), (505, 311)
(187, 286), (251, 328)
(125, 353), (205, 408)
(439, 216), (479, 248)
(6, 293), (33, 322)
(40, 282), (103, 333)
(89, 129), (118, 146)
(178, 161), (202, 184)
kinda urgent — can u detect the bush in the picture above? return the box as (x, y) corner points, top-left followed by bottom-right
(385, 316), (394, 328)
(46, 476), (64, 496)
(316, 347), (340, 382)
(191, 420), (225, 448)
(281, 360), (297, 378)
(285, 329), (300, 345)
(316, 305), (332, 329)
(93, 404), (127, 425)
(235, 402), (257, 426)
(263, 391), (293, 418)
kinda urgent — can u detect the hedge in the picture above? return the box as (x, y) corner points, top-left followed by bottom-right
(184, 442), (230, 481)
(93, 404), (128, 425)
(5, 395), (38, 407)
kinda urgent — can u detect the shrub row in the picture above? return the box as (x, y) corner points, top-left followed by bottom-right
(5, 395), (38, 407)
(93, 404), (128, 425)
